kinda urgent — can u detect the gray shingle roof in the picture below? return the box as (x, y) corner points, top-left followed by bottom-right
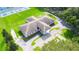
(20, 16), (54, 37)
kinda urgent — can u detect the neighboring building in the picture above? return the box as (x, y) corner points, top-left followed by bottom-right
(20, 16), (54, 37)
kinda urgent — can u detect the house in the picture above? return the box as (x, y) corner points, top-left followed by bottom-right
(27, 16), (37, 22)
(20, 16), (54, 37)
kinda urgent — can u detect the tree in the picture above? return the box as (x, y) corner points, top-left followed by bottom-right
(42, 38), (79, 51)
(2, 29), (18, 51)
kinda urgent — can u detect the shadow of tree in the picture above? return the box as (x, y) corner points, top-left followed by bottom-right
(2, 29), (18, 51)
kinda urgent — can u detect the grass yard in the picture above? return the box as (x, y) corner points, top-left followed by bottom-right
(31, 37), (40, 46)
(34, 46), (41, 51)
(0, 7), (43, 50)
(48, 13), (57, 21)
(50, 27), (59, 31)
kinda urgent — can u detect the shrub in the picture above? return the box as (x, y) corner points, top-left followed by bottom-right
(34, 46), (41, 51)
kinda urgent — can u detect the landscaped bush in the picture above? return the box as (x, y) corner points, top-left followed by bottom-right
(61, 29), (74, 39)
(48, 13), (57, 20)
(50, 27), (59, 31)
(71, 36), (79, 43)
(34, 46), (41, 51)
(31, 37), (40, 46)
(31, 41), (36, 46)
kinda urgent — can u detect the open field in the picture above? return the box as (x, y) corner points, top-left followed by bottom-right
(0, 8), (43, 50)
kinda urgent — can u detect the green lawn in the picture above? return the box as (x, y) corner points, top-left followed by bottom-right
(34, 46), (41, 51)
(0, 7), (43, 50)
(48, 13), (57, 20)
(50, 27), (59, 31)
(31, 37), (40, 46)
